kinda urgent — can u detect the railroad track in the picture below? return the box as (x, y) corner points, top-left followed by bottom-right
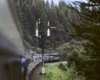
(29, 61), (67, 80)
(30, 63), (42, 80)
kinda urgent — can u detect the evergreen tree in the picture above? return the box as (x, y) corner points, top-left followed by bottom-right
(71, 0), (100, 79)
(21, 0), (80, 49)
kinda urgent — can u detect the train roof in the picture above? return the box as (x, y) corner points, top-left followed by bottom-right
(44, 53), (49, 56)
(49, 53), (59, 55)
(0, 0), (25, 57)
(27, 49), (37, 55)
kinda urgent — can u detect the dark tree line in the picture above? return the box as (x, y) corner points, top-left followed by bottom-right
(70, 0), (100, 80)
(21, 0), (79, 49)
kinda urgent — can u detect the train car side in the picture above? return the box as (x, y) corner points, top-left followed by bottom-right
(26, 49), (42, 79)
(0, 0), (26, 80)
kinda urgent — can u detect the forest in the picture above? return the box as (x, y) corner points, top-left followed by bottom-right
(21, 0), (100, 80)
(21, 0), (79, 50)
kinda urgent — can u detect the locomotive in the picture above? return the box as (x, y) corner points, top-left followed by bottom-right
(44, 53), (59, 62)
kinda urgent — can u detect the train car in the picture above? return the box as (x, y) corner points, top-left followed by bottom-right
(49, 53), (59, 62)
(44, 53), (59, 62)
(0, 0), (26, 80)
(26, 49), (42, 79)
(44, 54), (49, 62)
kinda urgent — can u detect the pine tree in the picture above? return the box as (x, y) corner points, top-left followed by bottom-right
(71, 0), (100, 79)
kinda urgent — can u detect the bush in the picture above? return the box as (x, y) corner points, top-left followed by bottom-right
(58, 63), (67, 71)
(66, 63), (86, 80)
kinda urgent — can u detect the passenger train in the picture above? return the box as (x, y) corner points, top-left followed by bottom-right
(26, 49), (42, 80)
(0, 0), (42, 80)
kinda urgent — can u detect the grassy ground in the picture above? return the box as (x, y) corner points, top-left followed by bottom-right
(42, 64), (85, 80)
(42, 39), (88, 80)
(42, 65), (67, 80)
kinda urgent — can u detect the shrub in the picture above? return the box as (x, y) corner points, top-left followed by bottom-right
(58, 63), (67, 71)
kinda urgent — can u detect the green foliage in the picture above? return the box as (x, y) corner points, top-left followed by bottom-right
(56, 39), (93, 79)
(71, 0), (100, 79)
(42, 65), (67, 80)
(21, 0), (79, 49)
(58, 63), (67, 71)
(66, 63), (86, 80)
(42, 64), (85, 80)
(56, 39), (90, 61)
